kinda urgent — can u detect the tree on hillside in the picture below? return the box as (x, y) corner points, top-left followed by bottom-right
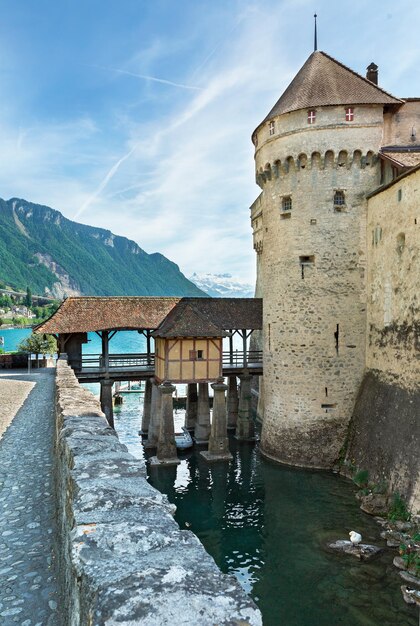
(25, 286), (32, 307)
(18, 333), (57, 366)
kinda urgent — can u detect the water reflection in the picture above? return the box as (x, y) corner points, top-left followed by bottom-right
(113, 394), (417, 626)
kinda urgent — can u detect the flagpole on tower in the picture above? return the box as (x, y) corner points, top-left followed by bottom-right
(314, 13), (318, 51)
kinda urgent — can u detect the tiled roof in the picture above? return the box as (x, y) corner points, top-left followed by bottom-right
(380, 149), (420, 168)
(257, 51), (402, 130)
(153, 301), (227, 338)
(35, 297), (181, 334)
(382, 152), (420, 167)
(35, 297), (263, 336)
(153, 298), (262, 337)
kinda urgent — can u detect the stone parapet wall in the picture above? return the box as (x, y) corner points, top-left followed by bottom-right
(55, 356), (261, 625)
(0, 354), (54, 369)
(0, 353), (28, 368)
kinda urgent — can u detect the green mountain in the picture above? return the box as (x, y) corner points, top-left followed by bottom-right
(0, 198), (205, 298)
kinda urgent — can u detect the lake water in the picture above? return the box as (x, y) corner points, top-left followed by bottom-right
(0, 328), (146, 354)
(0, 327), (32, 352)
(112, 394), (417, 626)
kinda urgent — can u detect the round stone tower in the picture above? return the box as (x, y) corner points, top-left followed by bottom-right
(251, 51), (402, 468)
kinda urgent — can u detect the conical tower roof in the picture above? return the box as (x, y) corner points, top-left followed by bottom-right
(255, 51), (402, 133)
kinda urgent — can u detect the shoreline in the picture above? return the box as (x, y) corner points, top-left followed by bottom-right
(0, 324), (34, 331)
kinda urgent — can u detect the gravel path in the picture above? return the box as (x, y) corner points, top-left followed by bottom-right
(0, 379), (35, 440)
(0, 368), (62, 625)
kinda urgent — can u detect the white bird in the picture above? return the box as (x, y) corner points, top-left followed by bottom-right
(349, 531), (362, 545)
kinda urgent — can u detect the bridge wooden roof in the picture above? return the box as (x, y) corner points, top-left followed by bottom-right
(153, 298), (262, 337)
(35, 297), (181, 334)
(35, 296), (262, 335)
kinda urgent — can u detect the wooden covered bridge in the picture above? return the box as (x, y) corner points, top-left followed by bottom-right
(36, 296), (262, 464)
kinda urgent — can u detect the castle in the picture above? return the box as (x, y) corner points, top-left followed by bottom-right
(251, 50), (419, 505)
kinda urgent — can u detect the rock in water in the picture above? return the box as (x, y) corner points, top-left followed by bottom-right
(401, 586), (420, 606)
(328, 540), (382, 561)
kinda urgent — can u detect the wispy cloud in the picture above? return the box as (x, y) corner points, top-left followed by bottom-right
(73, 145), (137, 219)
(93, 65), (202, 91)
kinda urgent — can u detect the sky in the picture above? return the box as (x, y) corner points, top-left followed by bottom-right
(0, 0), (419, 284)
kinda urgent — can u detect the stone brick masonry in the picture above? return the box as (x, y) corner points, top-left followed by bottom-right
(55, 356), (261, 625)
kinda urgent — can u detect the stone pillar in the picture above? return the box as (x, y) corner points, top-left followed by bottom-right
(201, 378), (232, 462)
(150, 381), (180, 466)
(227, 375), (239, 430)
(100, 378), (114, 429)
(185, 383), (198, 431)
(143, 379), (161, 449)
(194, 383), (211, 444)
(139, 378), (152, 436)
(235, 371), (255, 440)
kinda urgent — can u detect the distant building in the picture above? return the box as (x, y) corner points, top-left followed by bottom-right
(251, 50), (420, 471)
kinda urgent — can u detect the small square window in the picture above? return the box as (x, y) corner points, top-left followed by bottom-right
(307, 109), (316, 124)
(345, 107), (354, 122)
(334, 190), (345, 206)
(197, 350), (204, 360)
(269, 121), (275, 136)
(299, 255), (315, 265)
(282, 196), (292, 211)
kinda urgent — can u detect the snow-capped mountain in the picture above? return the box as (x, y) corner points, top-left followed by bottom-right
(189, 273), (255, 298)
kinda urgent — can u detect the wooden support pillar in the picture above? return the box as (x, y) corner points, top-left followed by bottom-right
(101, 330), (109, 375)
(100, 378), (114, 429)
(150, 381), (180, 466)
(227, 375), (239, 430)
(201, 378), (232, 462)
(185, 383), (198, 431)
(242, 329), (247, 368)
(229, 332), (234, 365)
(143, 379), (161, 448)
(235, 370), (255, 441)
(146, 330), (152, 366)
(65, 333), (87, 372)
(194, 383), (211, 444)
(139, 378), (152, 436)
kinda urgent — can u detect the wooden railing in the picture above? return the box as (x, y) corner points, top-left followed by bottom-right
(222, 350), (263, 366)
(81, 351), (262, 371)
(81, 353), (155, 370)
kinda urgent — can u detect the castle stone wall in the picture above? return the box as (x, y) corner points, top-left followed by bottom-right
(254, 105), (384, 170)
(252, 106), (385, 468)
(366, 167), (420, 388)
(344, 166), (420, 511)
(383, 101), (420, 146)
(345, 371), (420, 511)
